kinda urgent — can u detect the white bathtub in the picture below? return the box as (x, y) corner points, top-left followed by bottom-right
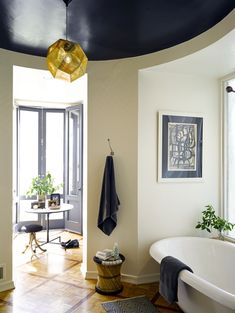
(150, 236), (235, 313)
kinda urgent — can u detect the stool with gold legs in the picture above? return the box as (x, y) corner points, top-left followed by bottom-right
(21, 224), (47, 258)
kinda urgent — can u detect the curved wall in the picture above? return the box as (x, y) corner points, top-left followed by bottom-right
(0, 9), (234, 290)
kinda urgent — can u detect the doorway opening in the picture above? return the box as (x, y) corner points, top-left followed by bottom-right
(13, 65), (87, 239)
(15, 105), (83, 234)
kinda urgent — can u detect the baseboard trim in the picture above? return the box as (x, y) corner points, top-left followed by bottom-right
(84, 270), (97, 280)
(0, 280), (15, 292)
(121, 273), (160, 285)
(85, 270), (159, 285)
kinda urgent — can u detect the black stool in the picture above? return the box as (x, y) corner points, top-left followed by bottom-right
(21, 224), (47, 257)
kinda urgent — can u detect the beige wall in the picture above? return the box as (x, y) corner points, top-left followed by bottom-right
(0, 10), (234, 291)
(85, 11), (235, 283)
(0, 51), (45, 291)
(138, 70), (220, 280)
(86, 60), (139, 279)
(0, 55), (14, 291)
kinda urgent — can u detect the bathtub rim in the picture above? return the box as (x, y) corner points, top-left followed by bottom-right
(150, 236), (235, 310)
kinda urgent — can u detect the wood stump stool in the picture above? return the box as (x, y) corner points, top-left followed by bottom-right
(93, 254), (125, 295)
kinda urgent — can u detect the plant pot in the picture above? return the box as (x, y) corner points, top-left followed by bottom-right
(212, 233), (224, 240)
(38, 194), (46, 208)
(218, 232), (224, 240)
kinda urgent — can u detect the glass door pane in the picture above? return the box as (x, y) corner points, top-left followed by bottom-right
(46, 111), (64, 223)
(68, 111), (81, 196)
(18, 109), (39, 222)
(46, 111), (64, 191)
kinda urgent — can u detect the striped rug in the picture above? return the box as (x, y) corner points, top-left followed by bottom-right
(102, 295), (159, 313)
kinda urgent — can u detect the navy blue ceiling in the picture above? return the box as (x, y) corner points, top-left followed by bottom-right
(0, 0), (234, 61)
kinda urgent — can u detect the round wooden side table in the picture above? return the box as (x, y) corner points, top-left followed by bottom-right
(93, 254), (125, 295)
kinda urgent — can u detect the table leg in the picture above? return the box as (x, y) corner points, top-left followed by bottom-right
(46, 213), (61, 244)
(39, 213), (61, 246)
(46, 213), (50, 242)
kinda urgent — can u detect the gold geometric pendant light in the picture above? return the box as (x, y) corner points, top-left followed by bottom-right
(46, 0), (88, 83)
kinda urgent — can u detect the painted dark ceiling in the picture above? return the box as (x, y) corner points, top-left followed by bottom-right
(0, 0), (234, 61)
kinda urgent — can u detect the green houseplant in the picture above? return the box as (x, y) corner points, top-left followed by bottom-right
(27, 172), (62, 202)
(195, 204), (235, 240)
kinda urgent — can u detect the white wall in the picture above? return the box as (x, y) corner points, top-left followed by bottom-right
(13, 65), (87, 105)
(0, 10), (234, 291)
(138, 69), (220, 278)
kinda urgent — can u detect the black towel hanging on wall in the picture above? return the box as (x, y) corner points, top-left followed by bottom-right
(97, 155), (120, 236)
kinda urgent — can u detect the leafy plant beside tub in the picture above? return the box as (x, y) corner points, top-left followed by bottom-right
(195, 204), (235, 240)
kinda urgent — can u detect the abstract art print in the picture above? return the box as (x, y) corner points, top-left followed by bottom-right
(158, 112), (203, 182)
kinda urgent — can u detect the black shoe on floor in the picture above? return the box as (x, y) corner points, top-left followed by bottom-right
(61, 239), (71, 248)
(65, 239), (79, 249)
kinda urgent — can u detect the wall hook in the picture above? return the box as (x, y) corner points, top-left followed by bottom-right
(107, 138), (114, 155)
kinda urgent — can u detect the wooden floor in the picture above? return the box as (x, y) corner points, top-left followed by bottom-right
(0, 230), (182, 313)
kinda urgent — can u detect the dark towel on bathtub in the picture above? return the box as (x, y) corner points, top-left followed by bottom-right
(159, 255), (193, 304)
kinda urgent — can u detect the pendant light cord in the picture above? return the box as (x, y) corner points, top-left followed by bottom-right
(65, 3), (68, 40)
(66, 3), (68, 40)
(63, 0), (73, 40)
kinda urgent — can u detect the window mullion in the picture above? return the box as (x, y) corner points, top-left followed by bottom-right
(38, 109), (46, 176)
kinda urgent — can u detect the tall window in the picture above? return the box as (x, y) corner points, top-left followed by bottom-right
(223, 78), (235, 238)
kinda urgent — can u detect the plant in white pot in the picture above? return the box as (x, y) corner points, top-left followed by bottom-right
(195, 204), (235, 240)
(26, 172), (62, 203)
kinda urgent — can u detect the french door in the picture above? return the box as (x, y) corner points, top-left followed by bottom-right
(64, 105), (83, 234)
(15, 105), (83, 234)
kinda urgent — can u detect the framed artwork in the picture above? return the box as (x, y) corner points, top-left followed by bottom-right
(158, 112), (203, 182)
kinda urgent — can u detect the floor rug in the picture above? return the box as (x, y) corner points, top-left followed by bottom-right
(102, 295), (159, 313)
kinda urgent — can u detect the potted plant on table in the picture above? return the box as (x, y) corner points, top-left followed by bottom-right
(195, 204), (235, 240)
(27, 172), (62, 207)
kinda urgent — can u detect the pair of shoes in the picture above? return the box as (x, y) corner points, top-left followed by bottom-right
(61, 239), (79, 249)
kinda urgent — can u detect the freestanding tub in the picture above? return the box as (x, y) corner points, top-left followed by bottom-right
(150, 236), (235, 313)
